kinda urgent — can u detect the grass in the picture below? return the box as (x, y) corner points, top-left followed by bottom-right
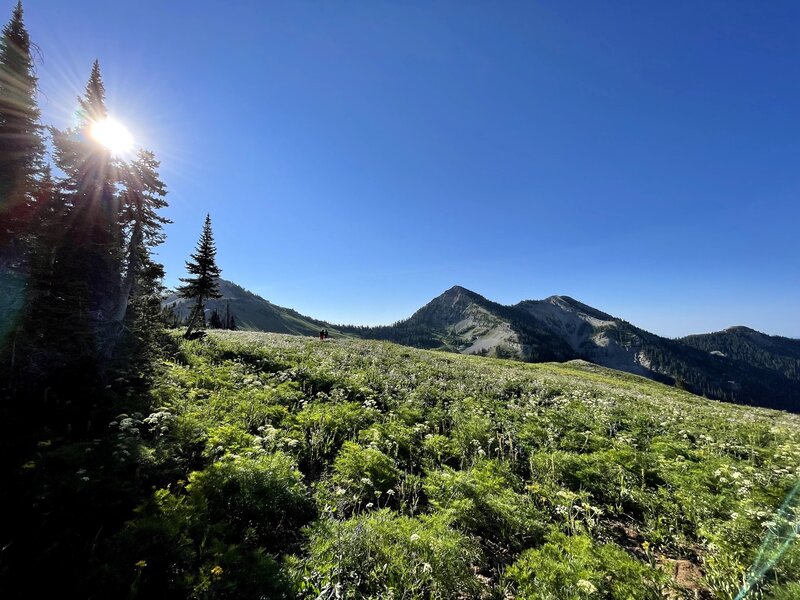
(93, 331), (800, 598)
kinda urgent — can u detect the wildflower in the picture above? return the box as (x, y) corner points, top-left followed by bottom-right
(410, 533), (420, 542)
(135, 560), (147, 568)
(576, 579), (597, 594)
(211, 565), (224, 577)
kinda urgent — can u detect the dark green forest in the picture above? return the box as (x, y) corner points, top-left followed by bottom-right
(681, 329), (800, 384)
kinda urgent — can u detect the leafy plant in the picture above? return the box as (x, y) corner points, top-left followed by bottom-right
(503, 529), (666, 599)
(288, 509), (484, 599)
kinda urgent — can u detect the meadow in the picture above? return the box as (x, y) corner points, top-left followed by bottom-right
(82, 332), (800, 598)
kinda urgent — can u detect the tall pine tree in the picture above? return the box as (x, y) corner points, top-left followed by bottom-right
(16, 62), (169, 415)
(178, 214), (221, 338)
(0, 1), (44, 260)
(49, 62), (123, 366)
(114, 150), (170, 378)
(0, 1), (44, 356)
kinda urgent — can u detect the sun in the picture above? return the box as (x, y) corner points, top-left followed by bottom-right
(90, 117), (134, 156)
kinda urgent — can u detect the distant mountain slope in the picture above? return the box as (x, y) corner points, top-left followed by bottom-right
(163, 279), (338, 337)
(165, 280), (798, 411)
(680, 327), (800, 382)
(341, 286), (574, 361)
(342, 287), (799, 412)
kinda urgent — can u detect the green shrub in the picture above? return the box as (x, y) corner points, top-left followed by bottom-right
(202, 424), (259, 459)
(358, 418), (421, 467)
(422, 433), (459, 466)
(503, 529), (666, 599)
(424, 459), (544, 556)
(529, 447), (660, 517)
(103, 459), (302, 599)
(317, 441), (399, 516)
(187, 452), (314, 552)
(450, 409), (493, 466)
(294, 401), (377, 467)
(767, 582), (800, 600)
(289, 509), (484, 599)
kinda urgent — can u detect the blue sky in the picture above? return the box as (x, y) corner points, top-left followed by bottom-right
(18, 0), (800, 337)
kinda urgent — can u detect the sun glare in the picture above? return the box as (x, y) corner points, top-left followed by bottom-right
(90, 117), (134, 156)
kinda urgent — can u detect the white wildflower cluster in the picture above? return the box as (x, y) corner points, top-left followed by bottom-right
(142, 408), (176, 438)
(109, 412), (144, 437)
(711, 464), (753, 497)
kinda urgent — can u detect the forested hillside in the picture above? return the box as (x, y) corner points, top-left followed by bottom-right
(681, 328), (800, 383)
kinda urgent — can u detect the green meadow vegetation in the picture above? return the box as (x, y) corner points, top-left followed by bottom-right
(29, 330), (797, 599)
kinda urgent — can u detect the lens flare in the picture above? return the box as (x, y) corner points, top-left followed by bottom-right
(735, 480), (800, 599)
(90, 117), (134, 156)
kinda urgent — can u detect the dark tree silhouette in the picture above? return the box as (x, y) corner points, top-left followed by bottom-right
(0, 1), (45, 352)
(178, 214), (221, 338)
(0, 1), (44, 261)
(9, 61), (169, 417)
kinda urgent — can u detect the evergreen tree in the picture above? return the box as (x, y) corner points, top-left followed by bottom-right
(49, 61), (122, 365)
(160, 302), (181, 329)
(0, 1), (44, 257)
(0, 1), (45, 339)
(14, 63), (169, 415)
(209, 309), (223, 329)
(109, 149), (169, 359)
(178, 214), (221, 338)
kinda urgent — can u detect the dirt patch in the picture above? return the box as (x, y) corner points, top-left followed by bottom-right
(658, 557), (712, 599)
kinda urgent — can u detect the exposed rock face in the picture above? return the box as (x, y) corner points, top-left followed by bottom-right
(349, 286), (799, 411)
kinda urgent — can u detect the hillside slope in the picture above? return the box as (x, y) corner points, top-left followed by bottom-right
(163, 279), (338, 336)
(164, 281), (799, 411)
(82, 331), (800, 598)
(344, 287), (800, 411)
(681, 327), (800, 382)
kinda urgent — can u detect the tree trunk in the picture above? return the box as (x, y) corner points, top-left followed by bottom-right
(183, 295), (204, 338)
(99, 218), (143, 359)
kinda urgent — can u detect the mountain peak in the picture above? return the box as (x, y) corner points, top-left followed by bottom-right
(725, 326), (760, 335)
(442, 284), (473, 295)
(539, 295), (615, 321)
(544, 294), (578, 305)
(436, 285), (485, 303)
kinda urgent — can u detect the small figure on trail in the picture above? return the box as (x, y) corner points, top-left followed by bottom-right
(319, 329), (325, 341)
